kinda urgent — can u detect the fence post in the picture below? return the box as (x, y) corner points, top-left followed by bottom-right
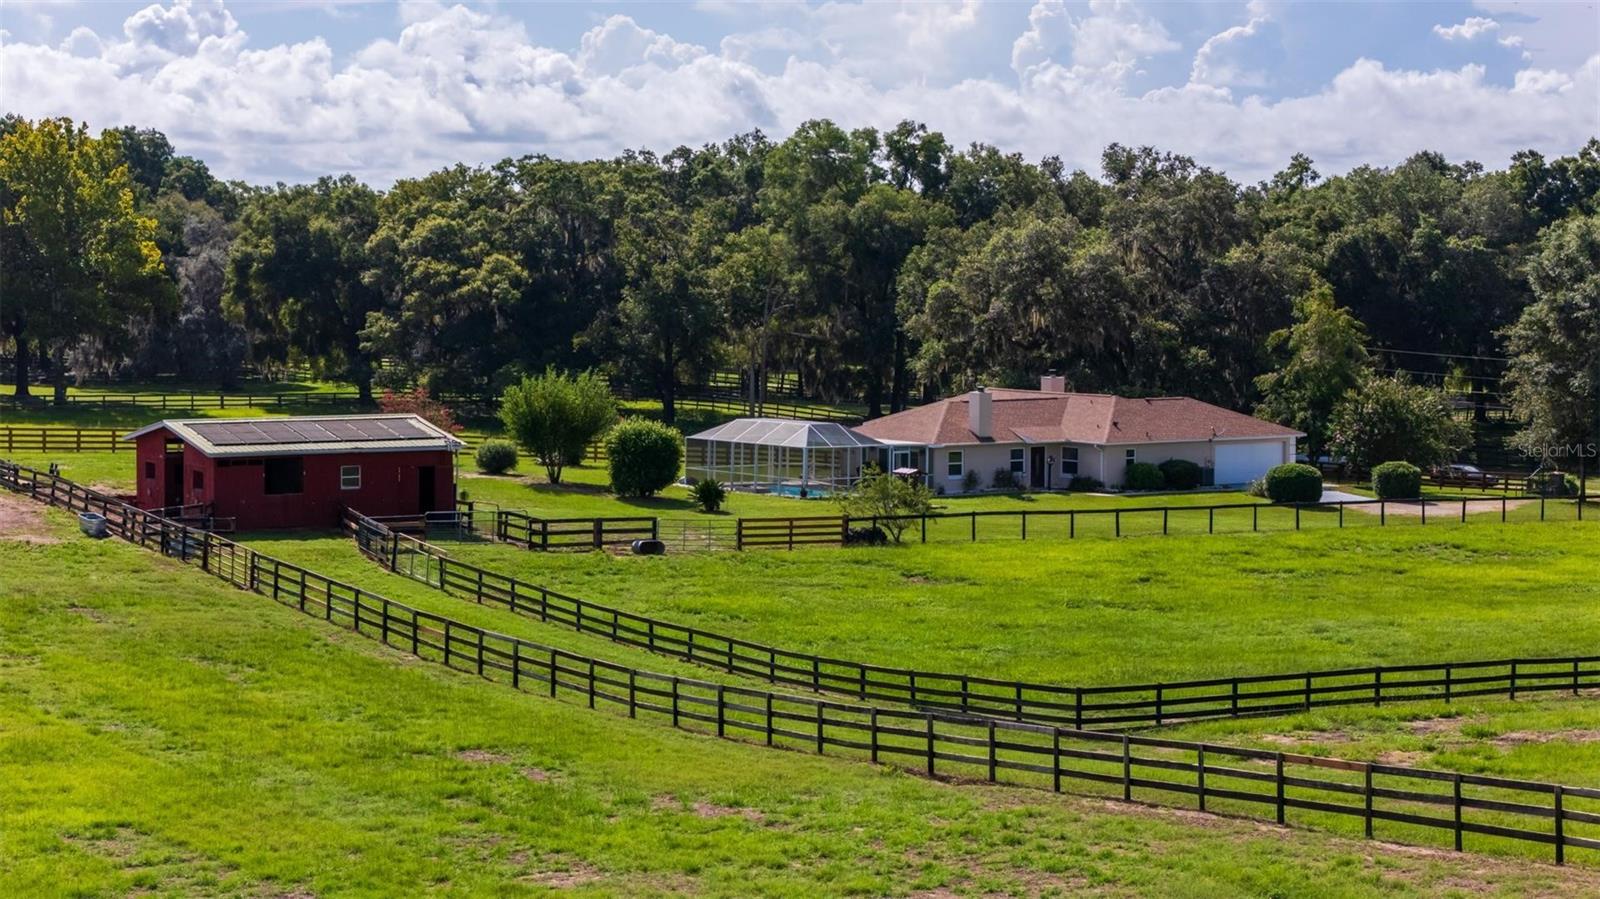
(736, 519), (744, 551)
(1275, 753), (1286, 824)
(1555, 785), (1566, 865)
(1070, 511), (1076, 539)
(549, 650), (558, 697)
(1208, 507), (1214, 534)
(1444, 664), (1452, 702)
(716, 685), (726, 737)
(1295, 505), (1301, 530)
(1374, 668), (1382, 707)
(921, 514), (927, 544)
(987, 719), (997, 782)
(671, 677), (680, 727)
(1339, 502), (1344, 528)
(870, 708), (879, 763)
(1122, 735), (1131, 801)
(1453, 773), (1463, 852)
(511, 641), (520, 689)
(970, 511), (976, 542)
(1052, 729), (1062, 793)
(593, 519), (602, 549)
(1075, 688), (1083, 729)
(1197, 746), (1206, 811)
(1421, 497), (1427, 525)
(815, 703), (825, 754)
(1364, 764), (1374, 838)
(1115, 511), (1121, 538)
(1510, 660), (1518, 700)
(765, 694), (774, 746)
(926, 715), (936, 776)
(1021, 511), (1027, 540)
(1252, 506), (1257, 532)
(1381, 500), (1385, 526)
(1461, 498), (1467, 523)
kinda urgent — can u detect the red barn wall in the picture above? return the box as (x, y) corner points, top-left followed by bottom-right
(132, 434), (455, 530)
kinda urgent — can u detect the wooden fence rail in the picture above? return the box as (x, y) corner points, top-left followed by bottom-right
(493, 509), (657, 550)
(1, 391), (371, 412)
(341, 507), (1600, 733)
(4, 461), (1596, 867)
(734, 493), (1591, 550)
(0, 427), (126, 453)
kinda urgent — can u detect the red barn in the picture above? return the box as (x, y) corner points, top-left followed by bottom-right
(123, 414), (464, 530)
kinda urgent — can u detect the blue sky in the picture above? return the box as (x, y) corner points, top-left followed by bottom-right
(2, 1), (1595, 185)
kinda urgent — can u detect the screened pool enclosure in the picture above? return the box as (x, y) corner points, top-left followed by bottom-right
(684, 419), (887, 496)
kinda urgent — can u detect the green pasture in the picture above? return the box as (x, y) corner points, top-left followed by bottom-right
(4, 506), (1600, 896)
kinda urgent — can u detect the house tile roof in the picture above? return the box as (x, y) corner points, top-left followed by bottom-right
(853, 388), (1303, 446)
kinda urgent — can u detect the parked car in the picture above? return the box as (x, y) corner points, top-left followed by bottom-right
(1429, 463), (1499, 487)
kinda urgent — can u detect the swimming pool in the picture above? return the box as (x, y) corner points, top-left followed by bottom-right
(768, 484), (832, 499)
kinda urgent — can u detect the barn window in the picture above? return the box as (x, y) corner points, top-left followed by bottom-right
(1009, 448), (1025, 475)
(946, 450), (963, 478)
(1061, 447), (1079, 476)
(144, 462), (156, 480)
(263, 457), (303, 495)
(340, 465), (361, 490)
(192, 470), (204, 490)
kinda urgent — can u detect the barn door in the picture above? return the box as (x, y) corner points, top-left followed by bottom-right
(417, 465), (436, 513)
(164, 455), (183, 507)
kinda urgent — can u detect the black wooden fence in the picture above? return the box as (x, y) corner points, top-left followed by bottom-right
(5, 462), (1598, 866)
(735, 493), (1591, 550)
(493, 509), (657, 550)
(342, 508), (1600, 733)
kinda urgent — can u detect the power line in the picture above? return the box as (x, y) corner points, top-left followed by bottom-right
(1364, 346), (1512, 363)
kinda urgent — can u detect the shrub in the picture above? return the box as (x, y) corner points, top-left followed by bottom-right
(843, 525), (888, 546)
(473, 439), (519, 475)
(836, 468), (934, 544)
(961, 468), (982, 492)
(1264, 463), (1323, 503)
(1158, 458), (1203, 490)
(990, 468), (1019, 490)
(1067, 475), (1104, 493)
(1328, 374), (1470, 472)
(1527, 470), (1580, 497)
(1371, 461), (1421, 499)
(1244, 477), (1268, 498)
(499, 368), (617, 484)
(1123, 462), (1166, 491)
(606, 419), (683, 497)
(691, 478), (727, 513)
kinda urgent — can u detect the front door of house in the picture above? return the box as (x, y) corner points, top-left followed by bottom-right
(1030, 446), (1046, 488)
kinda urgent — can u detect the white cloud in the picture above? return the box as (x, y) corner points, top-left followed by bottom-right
(1013, 0), (1180, 87)
(1434, 16), (1500, 41)
(2, 0), (1595, 186)
(1190, 16), (1272, 89)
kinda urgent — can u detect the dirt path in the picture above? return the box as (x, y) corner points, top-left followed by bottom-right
(0, 491), (60, 544)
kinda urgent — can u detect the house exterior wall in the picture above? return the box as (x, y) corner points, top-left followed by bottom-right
(924, 436), (1297, 493)
(132, 430), (456, 529)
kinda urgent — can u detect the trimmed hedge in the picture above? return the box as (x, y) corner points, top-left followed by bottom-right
(473, 439), (519, 474)
(1158, 458), (1203, 490)
(1371, 461), (1421, 499)
(606, 419), (683, 497)
(1264, 463), (1322, 504)
(1068, 476), (1104, 493)
(1124, 462), (1166, 491)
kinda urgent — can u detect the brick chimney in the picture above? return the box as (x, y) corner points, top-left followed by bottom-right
(968, 387), (992, 439)
(1040, 372), (1068, 393)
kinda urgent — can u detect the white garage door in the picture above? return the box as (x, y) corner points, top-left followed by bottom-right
(1214, 441), (1284, 485)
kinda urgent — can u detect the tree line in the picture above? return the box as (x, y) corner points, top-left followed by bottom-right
(2, 115), (1596, 462)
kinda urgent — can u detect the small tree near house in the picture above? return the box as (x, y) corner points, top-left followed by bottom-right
(498, 368), (617, 485)
(378, 387), (464, 435)
(835, 467), (934, 544)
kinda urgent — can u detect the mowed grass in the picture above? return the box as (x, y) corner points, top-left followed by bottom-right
(426, 520), (1600, 687)
(17, 511), (1600, 895)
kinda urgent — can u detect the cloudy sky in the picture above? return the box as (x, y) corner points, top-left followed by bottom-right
(2, 0), (1596, 186)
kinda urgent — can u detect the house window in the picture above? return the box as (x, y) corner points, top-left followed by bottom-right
(144, 462), (156, 480)
(892, 449), (911, 471)
(340, 465), (361, 490)
(1061, 447), (1079, 476)
(192, 470), (204, 490)
(263, 457), (303, 495)
(1009, 448), (1025, 475)
(1125, 449), (1137, 467)
(946, 450), (963, 478)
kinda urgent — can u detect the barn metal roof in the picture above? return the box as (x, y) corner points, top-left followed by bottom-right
(686, 418), (884, 450)
(122, 414), (466, 458)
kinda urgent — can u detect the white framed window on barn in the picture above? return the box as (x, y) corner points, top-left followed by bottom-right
(1061, 447), (1079, 475)
(946, 450), (964, 478)
(340, 465), (361, 490)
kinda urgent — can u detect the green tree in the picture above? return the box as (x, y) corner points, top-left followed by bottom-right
(1254, 282), (1371, 457)
(498, 369), (617, 484)
(226, 176), (384, 399)
(1501, 213), (1600, 476)
(1328, 374), (1470, 471)
(0, 117), (169, 402)
(835, 467), (933, 543)
(606, 418), (684, 497)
